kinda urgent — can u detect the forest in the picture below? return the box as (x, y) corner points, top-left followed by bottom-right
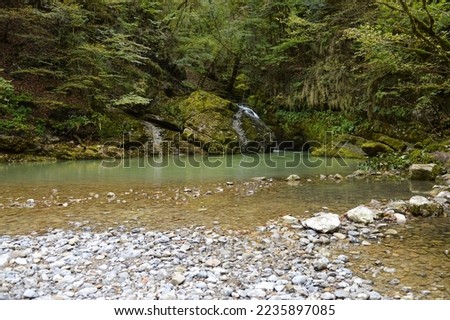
(0, 0), (449, 168)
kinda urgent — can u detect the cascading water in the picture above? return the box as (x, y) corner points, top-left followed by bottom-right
(142, 121), (164, 154)
(232, 104), (273, 153)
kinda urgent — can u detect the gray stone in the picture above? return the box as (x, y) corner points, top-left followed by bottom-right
(171, 273), (186, 286)
(247, 289), (266, 298)
(159, 291), (177, 300)
(346, 205), (375, 224)
(333, 233), (346, 240)
(205, 258), (221, 268)
(314, 257), (329, 271)
(23, 289), (38, 299)
(302, 213), (341, 233)
(409, 164), (439, 181)
(334, 289), (350, 299)
(369, 291), (383, 300)
(320, 292), (336, 300)
(155, 235), (170, 243)
(292, 275), (308, 285)
(0, 253), (10, 267)
(222, 287), (234, 296)
(77, 287), (98, 297)
(0, 293), (10, 300)
(385, 229), (398, 236)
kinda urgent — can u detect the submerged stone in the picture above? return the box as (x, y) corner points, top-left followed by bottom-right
(302, 213), (341, 233)
(409, 164), (439, 181)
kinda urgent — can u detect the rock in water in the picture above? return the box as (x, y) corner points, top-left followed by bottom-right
(346, 205), (375, 224)
(302, 213), (341, 233)
(408, 196), (444, 217)
(409, 164), (439, 181)
(282, 215), (298, 224)
(286, 174), (301, 181)
(394, 213), (406, 224)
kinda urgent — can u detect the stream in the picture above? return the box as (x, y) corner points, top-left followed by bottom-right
(0, 152), (448, 299)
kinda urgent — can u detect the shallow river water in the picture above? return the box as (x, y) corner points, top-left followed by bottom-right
(0, 153), (448, 299)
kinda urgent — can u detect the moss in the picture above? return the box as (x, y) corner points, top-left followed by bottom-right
(311, 143), (367, 159)
(361, 141), (394, 156)
(373, 134), (407, 152)
(180, 90), (235, 120)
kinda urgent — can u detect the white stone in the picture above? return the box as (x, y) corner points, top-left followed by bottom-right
(0, 253), (10, 267)
(282, 215), (298, 224)
(436, 191), (450, 199)
(25, 199), (36, 208)
(346, 205), (375, 224)
(171, 273), (186, 286)
(394, 213), (406, 224)
(205, 258), (221, 268)
(159, 291), (177, 300)
(255, 282), (275, 291)
(14, 258), (27, 265)
(292, 275), (308, 285)
(302, 213), (341, 233)
(77, 287), (98, 297)
(247, 288), (266, 298)
(409, 196), (430, 206)
(286, 174), (300, 181)
(23, 289), (38, 299)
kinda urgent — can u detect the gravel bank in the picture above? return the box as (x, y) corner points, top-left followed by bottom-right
(1, 220), (388, 300)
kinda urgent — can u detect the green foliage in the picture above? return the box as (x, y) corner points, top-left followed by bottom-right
(0, 77), (35, 134)
(0, 1), (176, 142)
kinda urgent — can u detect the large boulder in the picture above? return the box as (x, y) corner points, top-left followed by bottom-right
(180, 91), (238, 154)
(302, 213), (341, 233)
(346, 205), (376, 224)
(179, 91), (272, 154)
(409, 164), (439, 181)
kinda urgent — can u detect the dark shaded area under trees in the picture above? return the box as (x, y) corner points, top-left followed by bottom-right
(0, 0), (449, 165)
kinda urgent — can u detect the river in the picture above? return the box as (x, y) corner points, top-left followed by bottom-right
(0, 152), (448, 299)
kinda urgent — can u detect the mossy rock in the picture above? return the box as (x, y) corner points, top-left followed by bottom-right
(337, 134), (370, 147)
(178, 91), (256, 154)
(408, 202), (444, 217)
(311, 142), (367, 159)
(361, 141), (394, 156)
(179, 90), (236, 120)
(373, 134), (407, 152)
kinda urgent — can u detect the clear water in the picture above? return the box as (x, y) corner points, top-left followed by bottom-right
(0, 152), (359, 185)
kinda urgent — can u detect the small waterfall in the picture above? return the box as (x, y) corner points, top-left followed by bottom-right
(142, 121), (163, 154)
(238, 104), (260, 119)
(232, 104), (272, 153)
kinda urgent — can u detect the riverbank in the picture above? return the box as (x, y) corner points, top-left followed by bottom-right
(1, 187), (448, 300)
(0, 220), (398, 300)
